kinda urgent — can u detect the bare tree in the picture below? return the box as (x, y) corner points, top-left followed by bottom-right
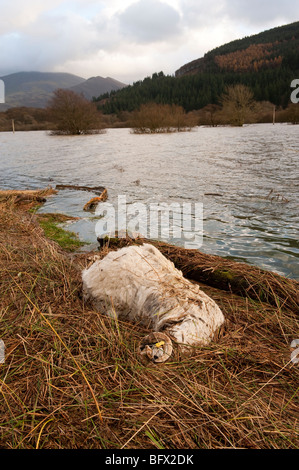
(48, 89), (105, 135)
(219, 84), (258, 126)
(131, 102), (193, 133)
(197, 104), (222, 127)
(278, 103), (299, 124)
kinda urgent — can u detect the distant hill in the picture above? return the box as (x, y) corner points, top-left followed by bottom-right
(175, 21), (299, 77)
(70, 76), (126, 100)
(0, 72), (85, 109)
(0, 71), (127, 109)
(96, 21), (299, 114)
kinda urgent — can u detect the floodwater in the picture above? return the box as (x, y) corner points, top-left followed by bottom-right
(0, 124), (298, 279)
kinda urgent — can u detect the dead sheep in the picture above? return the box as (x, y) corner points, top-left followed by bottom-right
(82, 243), (225, 352)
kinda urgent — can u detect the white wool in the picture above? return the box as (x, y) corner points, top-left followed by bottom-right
(82, 244), (225, 349)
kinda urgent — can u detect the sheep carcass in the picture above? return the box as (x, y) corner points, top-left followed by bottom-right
(82, 243), (224, 350)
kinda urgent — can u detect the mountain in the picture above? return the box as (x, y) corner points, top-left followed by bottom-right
(70, 76), (126, 100)
(96, 21), (299, 114)
(175, 21), (299, 77)
(0, 72), (85, 109)
(0, 71), (127, 109)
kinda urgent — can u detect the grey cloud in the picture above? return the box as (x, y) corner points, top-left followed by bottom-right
(118, 0), (182, 43)
(179, 0), (226, 28)
(223, 0), (299, 26)
(1, 0), (298, 82)
(0, 12), (100, 74)
(179, 0), (299, 31)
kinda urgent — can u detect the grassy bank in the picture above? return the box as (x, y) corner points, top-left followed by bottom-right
(35, 213), (86, 252)
(0, 192), (298, 449)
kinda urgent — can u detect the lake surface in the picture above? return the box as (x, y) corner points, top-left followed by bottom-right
(0, 124), (298, 280)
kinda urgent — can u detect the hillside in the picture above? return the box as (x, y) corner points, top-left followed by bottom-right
(70, 76), (126, 100)
(175, 21), (299, 76)
(96, 21), (299, 114)
(0, 72), (127, 109)
(0, 72), (85, 108)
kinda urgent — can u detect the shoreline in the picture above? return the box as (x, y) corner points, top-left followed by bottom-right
(0, 120), (298, 133)
(0, 189), (298, 449)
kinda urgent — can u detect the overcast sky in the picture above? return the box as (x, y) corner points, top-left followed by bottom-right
(0, 0), (298, 84)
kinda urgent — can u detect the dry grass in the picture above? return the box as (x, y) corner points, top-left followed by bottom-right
(0, 188), (57, 212)
(0, 196), (298, 449)
(106, 237), (299, 314)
